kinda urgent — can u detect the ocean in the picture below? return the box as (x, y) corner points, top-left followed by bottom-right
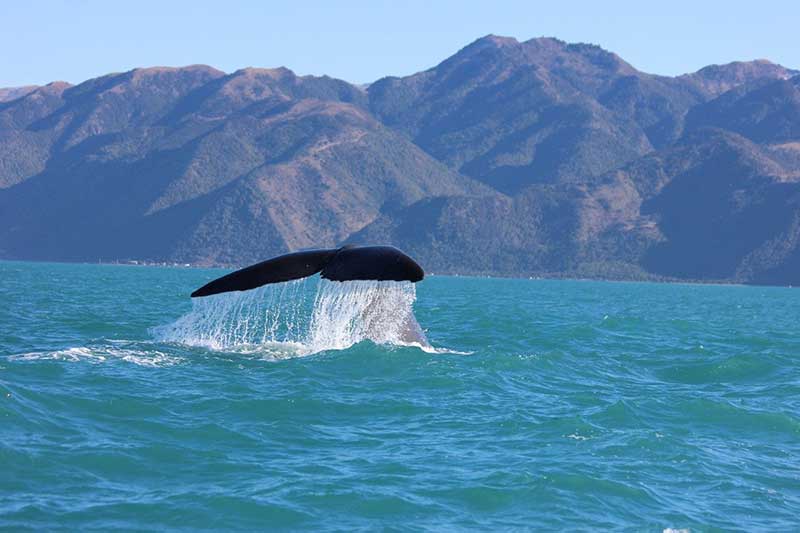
(1, 260), (799, 531)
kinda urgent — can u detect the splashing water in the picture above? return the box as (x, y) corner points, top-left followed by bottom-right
(307, 279), (426, 351)
(153, 278), (429, 355)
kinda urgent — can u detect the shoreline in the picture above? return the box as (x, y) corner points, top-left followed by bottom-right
(0, 257), (792, 289)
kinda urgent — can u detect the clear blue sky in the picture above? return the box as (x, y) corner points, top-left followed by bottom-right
(2, 0), (798, 87)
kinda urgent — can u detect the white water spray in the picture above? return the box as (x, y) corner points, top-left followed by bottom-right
(154, 278), (429, 355)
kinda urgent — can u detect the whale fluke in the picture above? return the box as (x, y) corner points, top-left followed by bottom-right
(191, 246), (424, 298)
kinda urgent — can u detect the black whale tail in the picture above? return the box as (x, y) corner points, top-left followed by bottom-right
(190, 245), (424, 298)
(190, 248), (339, 298)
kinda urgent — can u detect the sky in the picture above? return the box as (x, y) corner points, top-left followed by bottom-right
(2, 0), (798, 87)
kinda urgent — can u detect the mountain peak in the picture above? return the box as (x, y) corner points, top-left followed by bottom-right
(45, 80), (72, 89)
(450, 35), (520, 60)
(683, 59), (798, 97)
(232, 66), (295, 79)
(472, 34), (520, 48)
(522, 36), (567, 47)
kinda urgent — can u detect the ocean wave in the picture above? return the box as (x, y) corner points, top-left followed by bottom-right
(8, 344), (183, 367)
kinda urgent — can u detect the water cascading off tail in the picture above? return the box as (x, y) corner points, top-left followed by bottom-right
(154, 278), (428, 355)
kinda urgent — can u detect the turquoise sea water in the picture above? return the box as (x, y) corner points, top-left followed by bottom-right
(1, 261), (799, 531)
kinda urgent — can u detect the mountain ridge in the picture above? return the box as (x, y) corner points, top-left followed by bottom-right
(1, 36), (799, 284)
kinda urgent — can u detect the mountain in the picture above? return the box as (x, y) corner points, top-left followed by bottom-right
(638, 129), (800, 284)
(684, 75), (800, 143)
(0, 85), (38, 103)
(0, 67), (484, 265)
(0, 36), (799, 284)
(368, 36), (654, 193)
(348, 185), (654, 279)
(353, 127), (800, 283)
(357, 37), (800, 283)
(680, 60), (798, 98)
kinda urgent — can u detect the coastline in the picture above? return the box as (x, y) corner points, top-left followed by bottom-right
(0, 257), (791, 289)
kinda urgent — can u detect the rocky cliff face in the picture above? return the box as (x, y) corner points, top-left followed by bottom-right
(1, 36), (798, 284)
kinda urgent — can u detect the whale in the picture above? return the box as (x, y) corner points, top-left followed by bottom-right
(191, 245), (424, 298)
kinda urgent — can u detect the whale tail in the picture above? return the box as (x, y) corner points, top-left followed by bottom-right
(191, 246), (424, 298)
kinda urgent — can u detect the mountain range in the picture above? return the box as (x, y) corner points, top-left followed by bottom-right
(1, 35), (799, 284)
